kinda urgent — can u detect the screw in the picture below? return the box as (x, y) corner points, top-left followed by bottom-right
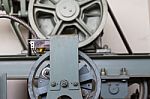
(61, 80), (68, 88)
(73, 82), (79, 87)
(51, 81), (56, 87)
(44, 70), (49, 76)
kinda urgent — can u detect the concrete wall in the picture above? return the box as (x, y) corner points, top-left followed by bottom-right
(0, 0), (149, 99)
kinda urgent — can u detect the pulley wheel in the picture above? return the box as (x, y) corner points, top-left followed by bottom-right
(28, 0), (107, 47)
(28, 51), (101, 99)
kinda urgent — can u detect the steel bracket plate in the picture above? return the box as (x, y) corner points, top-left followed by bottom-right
(47, 35), (82, 99)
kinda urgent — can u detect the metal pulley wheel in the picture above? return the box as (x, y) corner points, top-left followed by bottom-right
(28, 51), (101, 99)
(28, 0), (107, 47)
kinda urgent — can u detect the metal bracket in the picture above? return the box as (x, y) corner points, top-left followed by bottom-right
(47, 35), (82, 99)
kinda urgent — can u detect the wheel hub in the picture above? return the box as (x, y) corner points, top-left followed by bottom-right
(56, 0), (80, 21)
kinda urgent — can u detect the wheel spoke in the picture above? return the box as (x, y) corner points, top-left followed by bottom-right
(48, 20), (63, 36)
(33, 86), (48, 97)
(75, 19), (91, 38)
(80, 72), (93, 83)
(79, 0), (98, 9)
(34, 7), (54, 15)
(50, 0), (60, 4)
(84, 11), (101, 17)
(34, 3), (56, 10)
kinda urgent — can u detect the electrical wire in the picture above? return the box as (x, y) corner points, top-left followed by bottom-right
(0, 14), (38, 38)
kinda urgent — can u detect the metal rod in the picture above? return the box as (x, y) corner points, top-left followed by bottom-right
(107, 2), (133, 54)
(11, 21), (28, 50)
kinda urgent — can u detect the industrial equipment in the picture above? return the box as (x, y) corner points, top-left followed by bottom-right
(0, 0), (149, 99)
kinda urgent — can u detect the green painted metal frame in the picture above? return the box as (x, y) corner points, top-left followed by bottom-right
(0, 54), (150, 79)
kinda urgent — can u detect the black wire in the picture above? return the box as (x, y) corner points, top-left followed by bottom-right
(0, 14), (38, 38)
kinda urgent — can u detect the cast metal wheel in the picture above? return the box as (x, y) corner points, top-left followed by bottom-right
(28, 0), (107, 47)
(28, 51), (101, 99)
(128, 80), (148, 99)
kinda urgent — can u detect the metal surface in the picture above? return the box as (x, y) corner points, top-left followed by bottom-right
(11, 21), (28, 50)
(0, 0), (149, 98)
(28, 36), (101, 99)
(101, 81), (128, 98)
(47, 35), (82, 99)
(28, 0), (108, 47)
(0, 73), (7, 99)
(1, 55), (150, 78)
(2, 0), (13, 14)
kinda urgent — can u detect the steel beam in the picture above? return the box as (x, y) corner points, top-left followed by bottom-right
(0, 55), (150, 79)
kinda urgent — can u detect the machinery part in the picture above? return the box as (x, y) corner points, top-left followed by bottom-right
(128, 81), (148, 99)
(101, 80), (128, 99)
(28, 51), (101, 99)
(0, 73), (7, 99)
(11, 21), (28, 50)
(0, 0), (13, 14)
(0, 0), (29, 50)
(29, 39), (49, 55)
(0, 14), (38, 38)
(28, 0), (108, 47)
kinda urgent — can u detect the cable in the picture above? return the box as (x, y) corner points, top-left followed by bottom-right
(0, 14), (38, 38)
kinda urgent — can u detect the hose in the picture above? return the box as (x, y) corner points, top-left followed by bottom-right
(0, 14), (38, 38)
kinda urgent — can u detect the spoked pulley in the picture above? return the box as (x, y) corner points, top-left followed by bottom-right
(28, 51), (101, 99)
(28, 0), (107, 47)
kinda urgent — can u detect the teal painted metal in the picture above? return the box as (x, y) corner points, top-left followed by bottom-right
(47, 35), (83, 99)
(0, 73), (7, 99)
(1, 55), (150, 78)
(101, 81), (128, 98)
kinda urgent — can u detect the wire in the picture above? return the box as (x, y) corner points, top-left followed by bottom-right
(0, 14), (38, 38)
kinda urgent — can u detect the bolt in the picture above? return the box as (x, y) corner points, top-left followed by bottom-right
(73, 82), (79, 87)
(101, 68), (107, 76)
(120, 68), (127, 75)
(51, 81), (56, 87)
(103, 45), (109, 49)
(44, 70), (49, 76)
(61, 80), (68, 88)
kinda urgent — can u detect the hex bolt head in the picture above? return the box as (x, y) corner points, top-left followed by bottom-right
(61, 80), (69, 88)
(101, 68), (107, 76)
(51, 81), (56, 87)
(73, 82), (79, 87)
(120, 68), (127, 75)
